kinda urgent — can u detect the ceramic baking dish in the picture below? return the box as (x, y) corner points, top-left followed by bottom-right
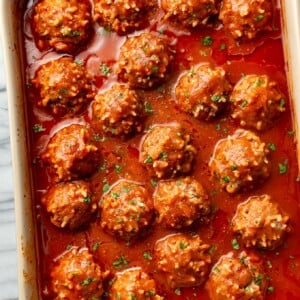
(0, 1), (299, 299)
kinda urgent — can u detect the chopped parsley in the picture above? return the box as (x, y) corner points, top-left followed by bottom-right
(102, 183), (110, 193)
(83, 195), (92, 204)
(114, 164), (123, 174)
(144, 156), (153, 164)
(81, 277), (93, 287)
(62, 28), (81, 37)
(267, 143), (277, 151)
(202, 35), (213, 46)
(92, 241), (101, 252)
(255, 14), (265, 22)
(174, 288), (181, 296)
(279, 98), (286, 109)
(145, 290), (156, 297)
(100, 63), (110, 76)
(179, 241), (187, 250)
(143, 251), (152, 260)
(74, 58), (84, 66)
(159, 152), (168, 160)
(145, 101), (153, 114)
(222, 176), (231, 183)
(32, 124), (46, 133)
(220, 43), (227, 50)
(254, 274), (263, 286)
(211, 94), (221, 102)
(231, 238), (240, 250)
(112, 254), (128, 268)
(150, 179), (158, 187)
(278, 159), (288, 174)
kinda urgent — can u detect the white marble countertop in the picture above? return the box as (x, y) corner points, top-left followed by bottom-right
(0, 39), (18, 299)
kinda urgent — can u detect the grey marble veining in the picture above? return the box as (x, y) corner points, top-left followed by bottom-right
(0, 40), (19, 299)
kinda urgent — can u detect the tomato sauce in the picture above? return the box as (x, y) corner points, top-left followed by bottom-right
(22, 0), (300, 299)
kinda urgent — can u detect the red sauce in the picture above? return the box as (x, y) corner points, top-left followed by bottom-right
(22, 0), (300, 299)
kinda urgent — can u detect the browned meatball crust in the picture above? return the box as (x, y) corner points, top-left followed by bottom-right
(206, 251), (267, 300)
(154, 177), (210, 229)
(41, 180), (97, 230)
(140, 124), (196, 179)
(161, 0), (217, 28)
(110, 267), (163, 300)
(32, 0), (92, 53)
(100, 180), (154, 240)
(94, 0), (156, 34)
(230, 74), (286, 130)
(176, 64), (232, 120)
(42, 124), (99, 182)
(32, 57), (94, 117)
(50, 247), (108, 299)
(219, 0), (273, 39)
(154, 233), (211, 288)
(117, 32), (172, 88)
(209, 129), (270, 193)
(92, 83), (144, 136)
(232, 194), (290, 250)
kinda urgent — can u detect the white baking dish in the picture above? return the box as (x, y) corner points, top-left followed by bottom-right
(0, 1), (38, 299)
(0, 1), (299, 299)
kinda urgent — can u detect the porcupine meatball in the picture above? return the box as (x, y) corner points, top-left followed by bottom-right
(41, 180), (97, 230)
(231, 74), (286, 130)
(206, 251), (267, 300)
(32, 57), (94, 117)
(140, 124), (196, 179)
(161, 0), (217, 28)
(175, 64), (232, 120)
(94, 0), (156, 34)
(50, 247), (108, 299)
(219, 0), (273, 39)
(154, 177), (210, 229)
(32, 0), (92, 53)
(99, 180), (153, 240)
(232, 194), (290, 250)
(92, 83), (143, 136)
(117, 32), (172, 88)
(42, 124), (99, 182)
(154, 233), (212, 288)
(110, 267), (163, 300)
(209, 129), (270, 193)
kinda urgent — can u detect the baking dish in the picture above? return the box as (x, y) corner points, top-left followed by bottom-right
(0, 1), (299, 299)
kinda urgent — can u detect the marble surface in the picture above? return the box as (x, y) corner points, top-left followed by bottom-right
(0, 39), (19, 299)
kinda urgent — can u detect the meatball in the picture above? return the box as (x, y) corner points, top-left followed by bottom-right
(117, 32), (172, 88)
(219, 0), (273, 39)
(206, 251), (267, 300)
(110, 267), (162, 300)
(100, 180), (153, 240)
(230, 74), (286, 130)
(154, 177), (210, 229)
(92, 83), (143, 136)
(32, 57), (94, 117)
(232, 195), (290, 250)
(154, 233), (211, 288)
(140, 124), (196, 179)
(176, 64), (232, 120)
(41, 180), (97, 230)
(32, 0), (92, 53)
(50, 247), (108, 299)
(161, 0), (217, 28)
(209, 129), (270, 193)
(94, 0), (156, 34)
(42, 124), (99, 182)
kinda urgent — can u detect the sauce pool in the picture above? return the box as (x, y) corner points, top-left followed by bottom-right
(22, 1), (300, 299)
